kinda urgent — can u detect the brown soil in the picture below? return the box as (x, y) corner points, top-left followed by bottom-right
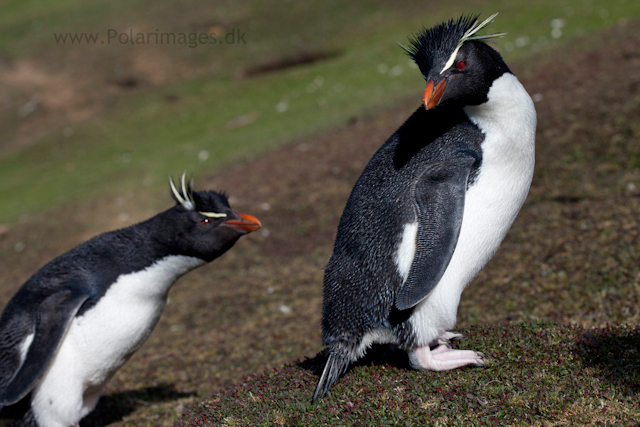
(0, 38), (199, 156)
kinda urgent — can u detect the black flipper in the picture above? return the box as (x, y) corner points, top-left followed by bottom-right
(0, 289), (89, 406)
(312, 351), (351, 404)
(395, 157), (474, 311)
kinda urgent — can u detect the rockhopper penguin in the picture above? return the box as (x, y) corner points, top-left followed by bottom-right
(313, 14), (536, 402)
(0, 175), (261, 427)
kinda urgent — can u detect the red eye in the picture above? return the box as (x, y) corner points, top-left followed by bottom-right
(456, 61), (466, 71)
(201, 218), (210, 225)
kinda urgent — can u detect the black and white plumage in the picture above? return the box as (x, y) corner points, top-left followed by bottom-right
(313, 14), (536, 402)
(0, 175), (261, 427)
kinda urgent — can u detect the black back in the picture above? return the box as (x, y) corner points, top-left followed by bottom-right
(321, 103), (483, 351)
(315, 14), (514, 403)
(3, 189), (237, 319)
(0, 188), (245, 400)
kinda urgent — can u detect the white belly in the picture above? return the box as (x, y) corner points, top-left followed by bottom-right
(30, 255), (204, 427)
(409, 73), (536, 345)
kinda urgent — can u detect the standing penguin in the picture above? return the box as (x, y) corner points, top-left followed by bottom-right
(0, 175), (261, 427)
(314, 14), (536, 402)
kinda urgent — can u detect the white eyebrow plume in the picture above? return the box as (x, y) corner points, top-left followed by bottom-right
(169, 172), (195, 210)
(440, 13), (506, 74)
(169, 173), (228, 218)
(199, 211), (227, 218)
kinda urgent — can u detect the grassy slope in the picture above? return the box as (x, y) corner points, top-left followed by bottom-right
(177, 323), (640, 426)
(0, 2), (638, 427)
(173, 19), (640, 426)
(1, 0), (639, 223)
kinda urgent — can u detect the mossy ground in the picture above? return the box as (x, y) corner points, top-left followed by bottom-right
(178, 323), (640, 426)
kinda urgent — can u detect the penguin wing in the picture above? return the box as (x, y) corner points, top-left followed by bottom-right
(395, 157), (474, 311)
(0, 287), (89, 406)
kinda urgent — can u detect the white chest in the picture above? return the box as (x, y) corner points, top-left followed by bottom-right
(408, 73), (536, 344)
(31, 255), (204, 427)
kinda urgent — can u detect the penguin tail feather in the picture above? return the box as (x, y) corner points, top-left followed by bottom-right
(312, 351), (350, 404)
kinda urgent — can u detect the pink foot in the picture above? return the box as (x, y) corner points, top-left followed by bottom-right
(409, 332), (484, 371)
(428, 331), (464, 348)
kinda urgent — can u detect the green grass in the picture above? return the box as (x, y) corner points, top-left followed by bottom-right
(1, 0), (639, 224)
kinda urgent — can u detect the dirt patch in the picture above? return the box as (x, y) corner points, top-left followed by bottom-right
(0, 32), (197, 156)
(234, 50), (342, 80)
(0, 59), (101, 153)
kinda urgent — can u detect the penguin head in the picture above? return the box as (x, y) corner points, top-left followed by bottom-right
(164, 174), (261, 262)
(405, 14), (510, 110)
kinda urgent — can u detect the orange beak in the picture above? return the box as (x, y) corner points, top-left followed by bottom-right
(224, 213), (262, 233)
(423, 78), (447, 110)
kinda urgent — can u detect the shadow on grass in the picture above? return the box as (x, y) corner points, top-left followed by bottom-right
(0, 384), (194, 427)
(299, 343), (412, 378)
(0, 396), (31, 427)
(82, 383), (195, 427)
(574, 324), (640, 396)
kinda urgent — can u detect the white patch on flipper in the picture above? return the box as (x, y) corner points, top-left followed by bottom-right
(395, 222), (418, 282)
(30, 255), (204, 427)
(19, 333), (35, 365)
(409, 72), (536, 345)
